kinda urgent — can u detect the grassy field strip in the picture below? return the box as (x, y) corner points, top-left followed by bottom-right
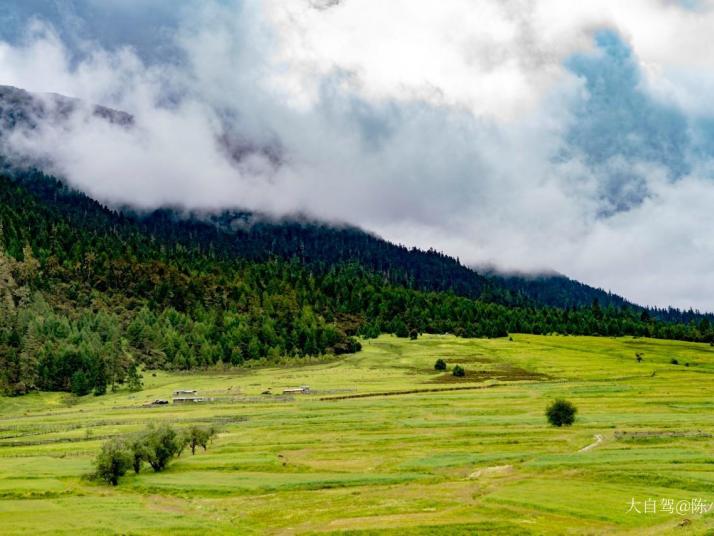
(2, 334), (714, 534)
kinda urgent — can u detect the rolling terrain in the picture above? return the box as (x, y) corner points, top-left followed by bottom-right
(1, 334), (714, 534)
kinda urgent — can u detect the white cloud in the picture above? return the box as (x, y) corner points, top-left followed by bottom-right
(1, 0), (714, 310)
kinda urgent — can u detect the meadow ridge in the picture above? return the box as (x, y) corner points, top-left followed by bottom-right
(1, 334), (714, 535)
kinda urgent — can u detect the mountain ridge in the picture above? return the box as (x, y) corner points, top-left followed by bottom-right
(0, 83), (710, 317)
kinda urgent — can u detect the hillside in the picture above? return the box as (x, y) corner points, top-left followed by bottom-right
(1, 86), (713, 398)
(3, 84), (711, 318)
(1, 167), (713, 397)
(2, 84), (706, 317)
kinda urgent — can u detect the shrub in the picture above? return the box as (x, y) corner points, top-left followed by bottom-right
(93, 378), (107, 396)
(186, 425), (218, 455)
(92, 361), (108, 396)
(452, 365), (465, 377)
(333, 337), (362, 355)
(129, 434), (151, 474)
(126, 363), (143, 392)
(95, 438), (133, 485)
(70, 371), (91, 396)
(434, 358), (447, 371)
(546, 399), (577, 427)
(393, 320), (409, 338)
(143, 424), (182, 472)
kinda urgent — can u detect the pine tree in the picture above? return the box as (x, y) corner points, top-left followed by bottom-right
(126, 363), (143, 392)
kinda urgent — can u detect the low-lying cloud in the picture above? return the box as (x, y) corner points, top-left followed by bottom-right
(1, 0), (714, 311)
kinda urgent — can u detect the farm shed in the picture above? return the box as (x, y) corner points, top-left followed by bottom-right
(173, 396), (212, 404)
(282, 386), (310, 395)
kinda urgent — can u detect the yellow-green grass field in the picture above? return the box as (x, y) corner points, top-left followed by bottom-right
(2, 334), (714, 535)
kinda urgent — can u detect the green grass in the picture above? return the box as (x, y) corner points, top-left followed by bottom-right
(2, 334), (714, 534)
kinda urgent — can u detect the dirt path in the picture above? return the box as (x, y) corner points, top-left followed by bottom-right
(578, 434), (604, 453)
(469, 464), (513, 479)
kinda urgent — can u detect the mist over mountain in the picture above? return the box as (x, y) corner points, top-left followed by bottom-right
(1, 82), (712, 322)
(0, 85), (646, 310)
(1, 2), (714, 310)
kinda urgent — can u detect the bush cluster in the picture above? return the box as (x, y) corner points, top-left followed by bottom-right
(94, 423), (217, 485)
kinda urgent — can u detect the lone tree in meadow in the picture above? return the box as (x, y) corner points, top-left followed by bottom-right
(434, 358), (447, 371)
(95, 438), (133, 485)
(186, 425), (218, 455)
(143, 424), (183, 472)
(126, 424), (185, 476)
(452, 365), (466, 377)
(546, 399), (577, 427)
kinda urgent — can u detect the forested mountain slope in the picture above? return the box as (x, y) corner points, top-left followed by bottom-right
(1, 84), (707, 318)
(1, 168), (713, 397)
(484, 270), (709, 324)
(1, 86), (712, 397)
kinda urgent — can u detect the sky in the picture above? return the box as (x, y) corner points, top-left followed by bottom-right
(0, 0), (713, 311)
